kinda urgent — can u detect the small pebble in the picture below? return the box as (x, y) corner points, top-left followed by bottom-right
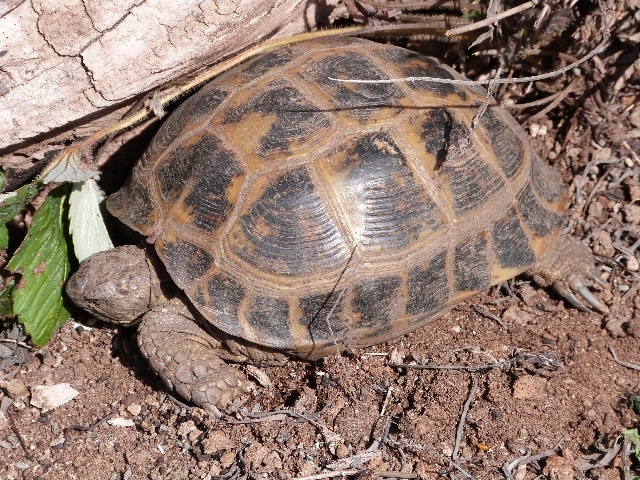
(127, 404), (142, 416)
(107, 417), (135, 427)
(5, 379), (28, 399)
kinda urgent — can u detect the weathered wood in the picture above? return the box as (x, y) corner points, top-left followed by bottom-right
(1, 0), (333, 182)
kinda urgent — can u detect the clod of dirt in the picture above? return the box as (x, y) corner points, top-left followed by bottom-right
(202, 430), (235, 454)
(3, 378), (28, 399)
(623, 203), (640, 224)
(512, 375), (548, 400)
(502, 305), (533, 326)
(543, 454), (576, 480)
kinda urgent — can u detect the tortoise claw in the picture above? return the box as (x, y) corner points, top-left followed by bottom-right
(567, 273), (609, 313)
(554, 281), (590, 312)
(529, 236), (610, 314)
(587, 270), (608, 288)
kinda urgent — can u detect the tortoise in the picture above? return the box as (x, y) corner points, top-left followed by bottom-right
(66, 37), (608, 416)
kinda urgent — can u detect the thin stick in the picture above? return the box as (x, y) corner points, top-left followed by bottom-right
(502, 436), (566, 480)
(453, 376), (478, 460)
(609, 346), (640, 371)
(472, 305), (506, 329)
(374, 471), (418, 479)
(444, 457), (476, 480)
(332, 15), (610, 88)
(380, 386), (393, 416)
(389, 361), (507, 371)
(529, 78), (580, 121)
(294, 470), (359, 480)
(446, 0), (538, 36)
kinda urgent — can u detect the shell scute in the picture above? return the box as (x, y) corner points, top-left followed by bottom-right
(205, 271), (246, 337)
(479, 108), (526, 179)
(453, 232), (491, 293)
(406, 251), (449, 316)
(298, 51), (405, 121)
(517, 184), (563, 237)
(158, 238), (213, 290)
(220, 80), (332, 162)
(352, 275), (402, 329)
(531, 154), (566, 204)
(375, 46), (469, 99)
(316, 132), (445, 252)
(158, 133), (245, 234)
(226, 168), (349, 277)
(491, 207), (537, 269)
(298, 291), (347, 349)
(106, 163), (158, 235)
(439, 148), (505, 216)
(245, 295), (291, 348)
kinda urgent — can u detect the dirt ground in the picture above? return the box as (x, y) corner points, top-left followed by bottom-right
(2, 1), (640, 479)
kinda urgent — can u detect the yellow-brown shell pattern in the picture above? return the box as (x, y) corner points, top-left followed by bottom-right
(107, 37), (568, 360)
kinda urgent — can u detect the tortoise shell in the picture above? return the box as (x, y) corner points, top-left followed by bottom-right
(107, 37), (568, 360)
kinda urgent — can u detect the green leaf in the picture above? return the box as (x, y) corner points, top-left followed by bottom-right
(7, 185), (74, 346)
(623, 428), (640, 459)
(0, 181), (41, 225)
(68, 179), (114, 262)
(0, 166), (5, 192)
(0, 224), (7, 250)
(0, 278), (15, 318)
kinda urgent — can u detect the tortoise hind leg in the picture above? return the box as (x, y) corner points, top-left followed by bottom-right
(527, 236), (609, 313)
(137, 299), (248, 417)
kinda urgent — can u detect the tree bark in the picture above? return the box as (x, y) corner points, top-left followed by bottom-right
(0, 0), (334, 186)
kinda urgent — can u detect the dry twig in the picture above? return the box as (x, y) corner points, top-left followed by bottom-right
(445, 0), (539, 36)
(502, 436), (566, 480)
(609, 346), (640, 371)
(453, 376), (478, 460)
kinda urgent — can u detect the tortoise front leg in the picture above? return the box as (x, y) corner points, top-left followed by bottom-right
(527, 236), (609, 313)
(137, 300), (248, 417)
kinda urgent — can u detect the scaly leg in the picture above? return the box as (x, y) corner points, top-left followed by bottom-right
(527, 236), (608, 313)
(137, 300), (248, 417)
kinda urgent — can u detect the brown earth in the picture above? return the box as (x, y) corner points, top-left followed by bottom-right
(2, 1), (640, 479)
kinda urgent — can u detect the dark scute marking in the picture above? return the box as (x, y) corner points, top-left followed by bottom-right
(376, 47), (467, 99)
(183, 137), (244, 232)
(107, 166), (155, 232)
(531, 155), (565, 203)
(352, 276), (402, 329)
(479, 108), (525, 179)
(517, 184), (563, 237)
(157, 147), (191, 202)
(194, 287), (206, 308)
(182, 88), (228, 125)
(491, 207), (537, 269)
(247, 295), (291, 348)
(420, 109), (468, 168)
(223, 81), (330, 156)
(406, 251), (449, 316)
(238, 49), (296, 81)
(309, 52), (404, 116)
(341, 133), (444, 250)
(207, 272), (245, 336)
(235, 168), (347, 276)
(160, 240), (213, 289)
(453, 233), (490, 292)
(439, 149), (505, 216)
(145, 100), (192, 160)
(299, 291), (347, 345)
(158, 135), (244, 232)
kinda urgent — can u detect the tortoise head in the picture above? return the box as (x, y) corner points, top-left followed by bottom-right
(66, 245), (152, 326)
